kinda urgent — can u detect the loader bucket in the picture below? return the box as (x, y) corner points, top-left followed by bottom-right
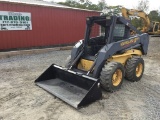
(35, 64), (102, 109)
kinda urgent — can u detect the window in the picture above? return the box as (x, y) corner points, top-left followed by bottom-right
(113, 24), (125, 37)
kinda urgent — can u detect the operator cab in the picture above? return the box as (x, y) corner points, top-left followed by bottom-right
(84, 16), (131, 58)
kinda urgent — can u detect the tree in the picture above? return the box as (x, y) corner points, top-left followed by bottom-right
(58, 0), (78, 8)
(131, 18), (142, 29)
(137, 0), (149, 12)
(102, 5), (122, 16)
(149, 10), (160, 22)
(97, 0), (107, 11)
(58, 0), (100, 10)
(81, 0), (92, 7)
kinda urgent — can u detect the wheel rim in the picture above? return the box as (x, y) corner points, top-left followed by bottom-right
(112, 69), (122, 86)
(136, 63), (143, 77)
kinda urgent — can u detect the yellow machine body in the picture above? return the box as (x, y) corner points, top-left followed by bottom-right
(77, 49), (142, 71)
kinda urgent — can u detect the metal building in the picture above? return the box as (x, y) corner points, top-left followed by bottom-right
(0, 0), (100, 51)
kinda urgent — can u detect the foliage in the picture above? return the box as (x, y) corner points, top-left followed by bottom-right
(57, 0), (160, 29)
(131, 18), (143, 29)
(58, 0), (107, 11)
(97, 0), (107, 11)
(136, 0), (149, 12)
(148, 10), (160, 22)
(102, 5), (122, 16)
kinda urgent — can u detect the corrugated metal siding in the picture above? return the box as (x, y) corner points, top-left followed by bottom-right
(0, 2), (100, 50)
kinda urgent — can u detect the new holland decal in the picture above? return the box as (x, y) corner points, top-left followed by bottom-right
(120, 38), (139, 47)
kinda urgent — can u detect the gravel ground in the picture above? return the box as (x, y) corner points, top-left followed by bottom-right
(0, 36), (160, 120)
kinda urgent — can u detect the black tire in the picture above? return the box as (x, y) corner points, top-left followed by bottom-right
(125, 57), (144, 82)
(65, 55), (71, 68)
(100, 62), (124, 92)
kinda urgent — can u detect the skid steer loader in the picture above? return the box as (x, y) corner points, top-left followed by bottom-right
(35, 15), (149, 109)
